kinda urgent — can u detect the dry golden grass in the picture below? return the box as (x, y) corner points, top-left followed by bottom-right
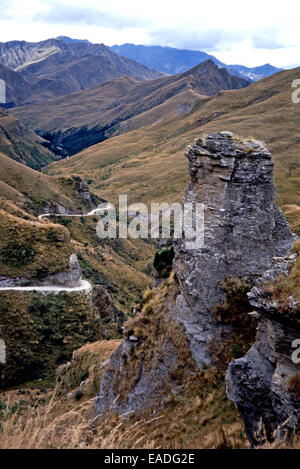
(1, 375), (298, 449)
(0, 208), (73, 279)
(284, 204), (300, 236)
(0, 151), (95, 214)
(0, 375), (248, 449)
(0, 108), (56, 169)
(0, 392), (163, 449)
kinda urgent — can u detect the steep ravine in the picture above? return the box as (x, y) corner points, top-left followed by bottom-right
(94, 132), (299, 446)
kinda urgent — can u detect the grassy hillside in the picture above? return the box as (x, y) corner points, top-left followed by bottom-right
(0, 288), (102, 386)
(0, 209), (73, 280)
(0, 151), (154, 315)
(0, 151), (94, 213)
(44, 66), (300, 210)
(0, 64), (72, 107)
(0, 108), (58, 169)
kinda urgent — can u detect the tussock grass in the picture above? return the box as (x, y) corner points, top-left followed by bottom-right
(0, 108), (56, 170)
(0, 377), (247, 449)
(0, 209), (73, 279)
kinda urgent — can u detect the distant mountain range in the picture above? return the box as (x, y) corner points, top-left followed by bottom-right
(0, 38), (163, 106)
(109, 43), (282, 81)
(0, 36), (282, 109)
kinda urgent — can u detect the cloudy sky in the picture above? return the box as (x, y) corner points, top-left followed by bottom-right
(0, 0), (300, 68)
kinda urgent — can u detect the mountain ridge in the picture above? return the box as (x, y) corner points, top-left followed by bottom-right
(12, 59), (249, 156)
(109, 42), (282, 81)
(0, 38), (163, 107)
(43, 65), (300, 212)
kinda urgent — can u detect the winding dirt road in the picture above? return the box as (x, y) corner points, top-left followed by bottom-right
(0, 279), (92, 294)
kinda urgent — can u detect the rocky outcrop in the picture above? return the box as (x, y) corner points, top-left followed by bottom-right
(174, 132), (293, 368)
(94, 132), (295, 426)
(226, 261), (300, 446)
(0, 253), (82, 288)
(95, 336), (178, 415)
(38, 253), (82, 287)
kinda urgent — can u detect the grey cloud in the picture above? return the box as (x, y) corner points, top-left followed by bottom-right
(252, 35), (285, 49)
(148, 28), (246, 52)
(0, 0), (14, 20)
(34, 1), (147, 29)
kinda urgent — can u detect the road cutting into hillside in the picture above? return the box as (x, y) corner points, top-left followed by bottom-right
(0, 279), (92, 293)
(38, 204), (113, 220)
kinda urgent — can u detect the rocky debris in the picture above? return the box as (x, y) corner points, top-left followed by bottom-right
(74, 177), (98, 208)
(226, 278), (300, 446)
(0, 275), (27, 287)
(128, 335), (140, 342)
(174, 132), (293, 368)
(42, 201), (74, 215)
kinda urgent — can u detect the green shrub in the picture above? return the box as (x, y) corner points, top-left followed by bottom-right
(153, 246), (174, 278)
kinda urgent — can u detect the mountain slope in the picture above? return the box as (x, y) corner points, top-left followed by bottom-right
(0, 150), (95, 213)
(0, 38), (163, 106)
(44, 66), (300, 211)
(110, 43), (282, 81)
(13, 60), (249, 155)
(0, 107), (58, 169)
(20, 47), (163, 88)
(0, 38), (162, 79)
(0, 64), (73, 108)
(0, 149), (154, 317)
(110, 43), (223, 74)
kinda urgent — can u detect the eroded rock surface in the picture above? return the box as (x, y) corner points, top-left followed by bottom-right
(95, 132), (295, 426)
(226, 265), (300, 446)
(174, 132), (293, 367)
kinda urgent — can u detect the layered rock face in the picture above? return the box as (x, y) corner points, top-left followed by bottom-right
(95, 132), (296, 429)
(174, 132), (293, 367)
(226, 272), (300, 446)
